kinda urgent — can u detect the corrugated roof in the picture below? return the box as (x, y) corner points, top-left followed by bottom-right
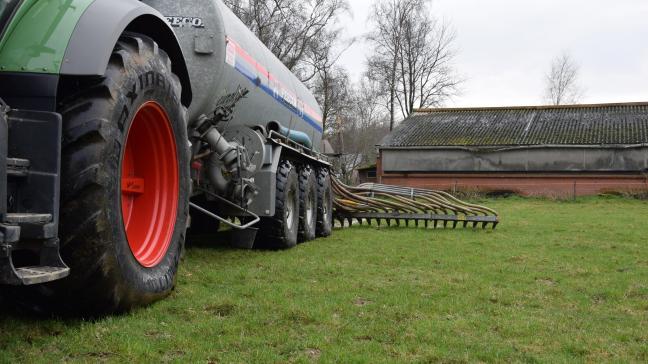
(380, 102), (648, 147)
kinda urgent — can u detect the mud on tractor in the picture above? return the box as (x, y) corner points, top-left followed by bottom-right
(0, 0), (498, 314)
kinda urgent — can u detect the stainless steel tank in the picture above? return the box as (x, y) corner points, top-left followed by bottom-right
(142, 0), (324, 151)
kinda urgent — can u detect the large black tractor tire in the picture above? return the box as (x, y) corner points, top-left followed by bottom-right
(26, 33), (190, 315)
(298, 165), (318, 243)
(316, 168), (333, 237)
(256, 160), (300, 249)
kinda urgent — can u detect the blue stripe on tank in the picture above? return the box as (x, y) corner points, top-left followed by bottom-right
(233, 61), (324, 134)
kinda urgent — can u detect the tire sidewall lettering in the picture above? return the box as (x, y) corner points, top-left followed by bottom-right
(108, 58), (188, 293)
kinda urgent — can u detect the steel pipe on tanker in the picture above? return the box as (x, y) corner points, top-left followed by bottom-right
(266, 120), (313, 149)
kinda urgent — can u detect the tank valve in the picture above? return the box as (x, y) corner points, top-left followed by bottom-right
(192, 114), (257, 207)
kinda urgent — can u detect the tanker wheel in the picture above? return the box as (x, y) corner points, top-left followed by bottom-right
(50, 33), (190, 314)
(298, 165), (317, 243)
(316, 168), (333, 237)
(257, 160), (299, 249)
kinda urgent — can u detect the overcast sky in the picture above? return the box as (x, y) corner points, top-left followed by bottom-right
(338, 0), (648, 107)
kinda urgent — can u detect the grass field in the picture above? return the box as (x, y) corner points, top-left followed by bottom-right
(1, 197), (647, 363)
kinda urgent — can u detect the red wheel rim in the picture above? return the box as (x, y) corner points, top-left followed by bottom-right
(121, 102), (179, 268)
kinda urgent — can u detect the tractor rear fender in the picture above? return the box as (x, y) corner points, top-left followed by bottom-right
(61, 0), (192, 106)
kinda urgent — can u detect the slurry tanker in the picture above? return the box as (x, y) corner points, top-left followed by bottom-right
(0, 0), (498, 313)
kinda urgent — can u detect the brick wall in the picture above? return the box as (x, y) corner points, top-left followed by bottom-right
(378, 172), (648, 198)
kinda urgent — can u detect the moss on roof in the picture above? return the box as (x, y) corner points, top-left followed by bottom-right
(381, 102), (648, 147)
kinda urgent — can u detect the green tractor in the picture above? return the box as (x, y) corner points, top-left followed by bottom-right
(0, 0), (333, 314)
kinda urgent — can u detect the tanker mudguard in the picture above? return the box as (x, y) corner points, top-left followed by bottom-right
(61, 0), (192, 105)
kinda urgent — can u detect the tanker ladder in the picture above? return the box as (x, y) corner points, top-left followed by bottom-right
(332, 179), (499, 230)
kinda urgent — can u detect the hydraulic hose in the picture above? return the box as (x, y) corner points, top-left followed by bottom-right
(267, 121), (313, 149)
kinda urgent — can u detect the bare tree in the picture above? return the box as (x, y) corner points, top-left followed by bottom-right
(329, 77), (390, 183)
(307, 30), (355, 135)
(367, 0), (459, 129)
(545, 53), (583, 105)
(396, 16), (458, 117)
(366, 0), (410, 131)
(312, 63), (352, 136)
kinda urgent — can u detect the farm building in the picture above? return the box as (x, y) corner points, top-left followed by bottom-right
(357, 165), (378, 184)
(377, 102), (648, 198)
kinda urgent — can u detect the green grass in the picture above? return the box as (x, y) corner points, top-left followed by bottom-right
(1, 197), (648, 363)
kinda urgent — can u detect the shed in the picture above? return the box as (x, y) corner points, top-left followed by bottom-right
(357, 164), (378, 184)
(378, 102), (648, 197)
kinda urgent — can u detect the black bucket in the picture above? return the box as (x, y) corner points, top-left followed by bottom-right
(221, 227), (258, 250)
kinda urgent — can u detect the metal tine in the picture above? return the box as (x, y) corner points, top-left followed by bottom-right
(334, 179), (499, 231)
